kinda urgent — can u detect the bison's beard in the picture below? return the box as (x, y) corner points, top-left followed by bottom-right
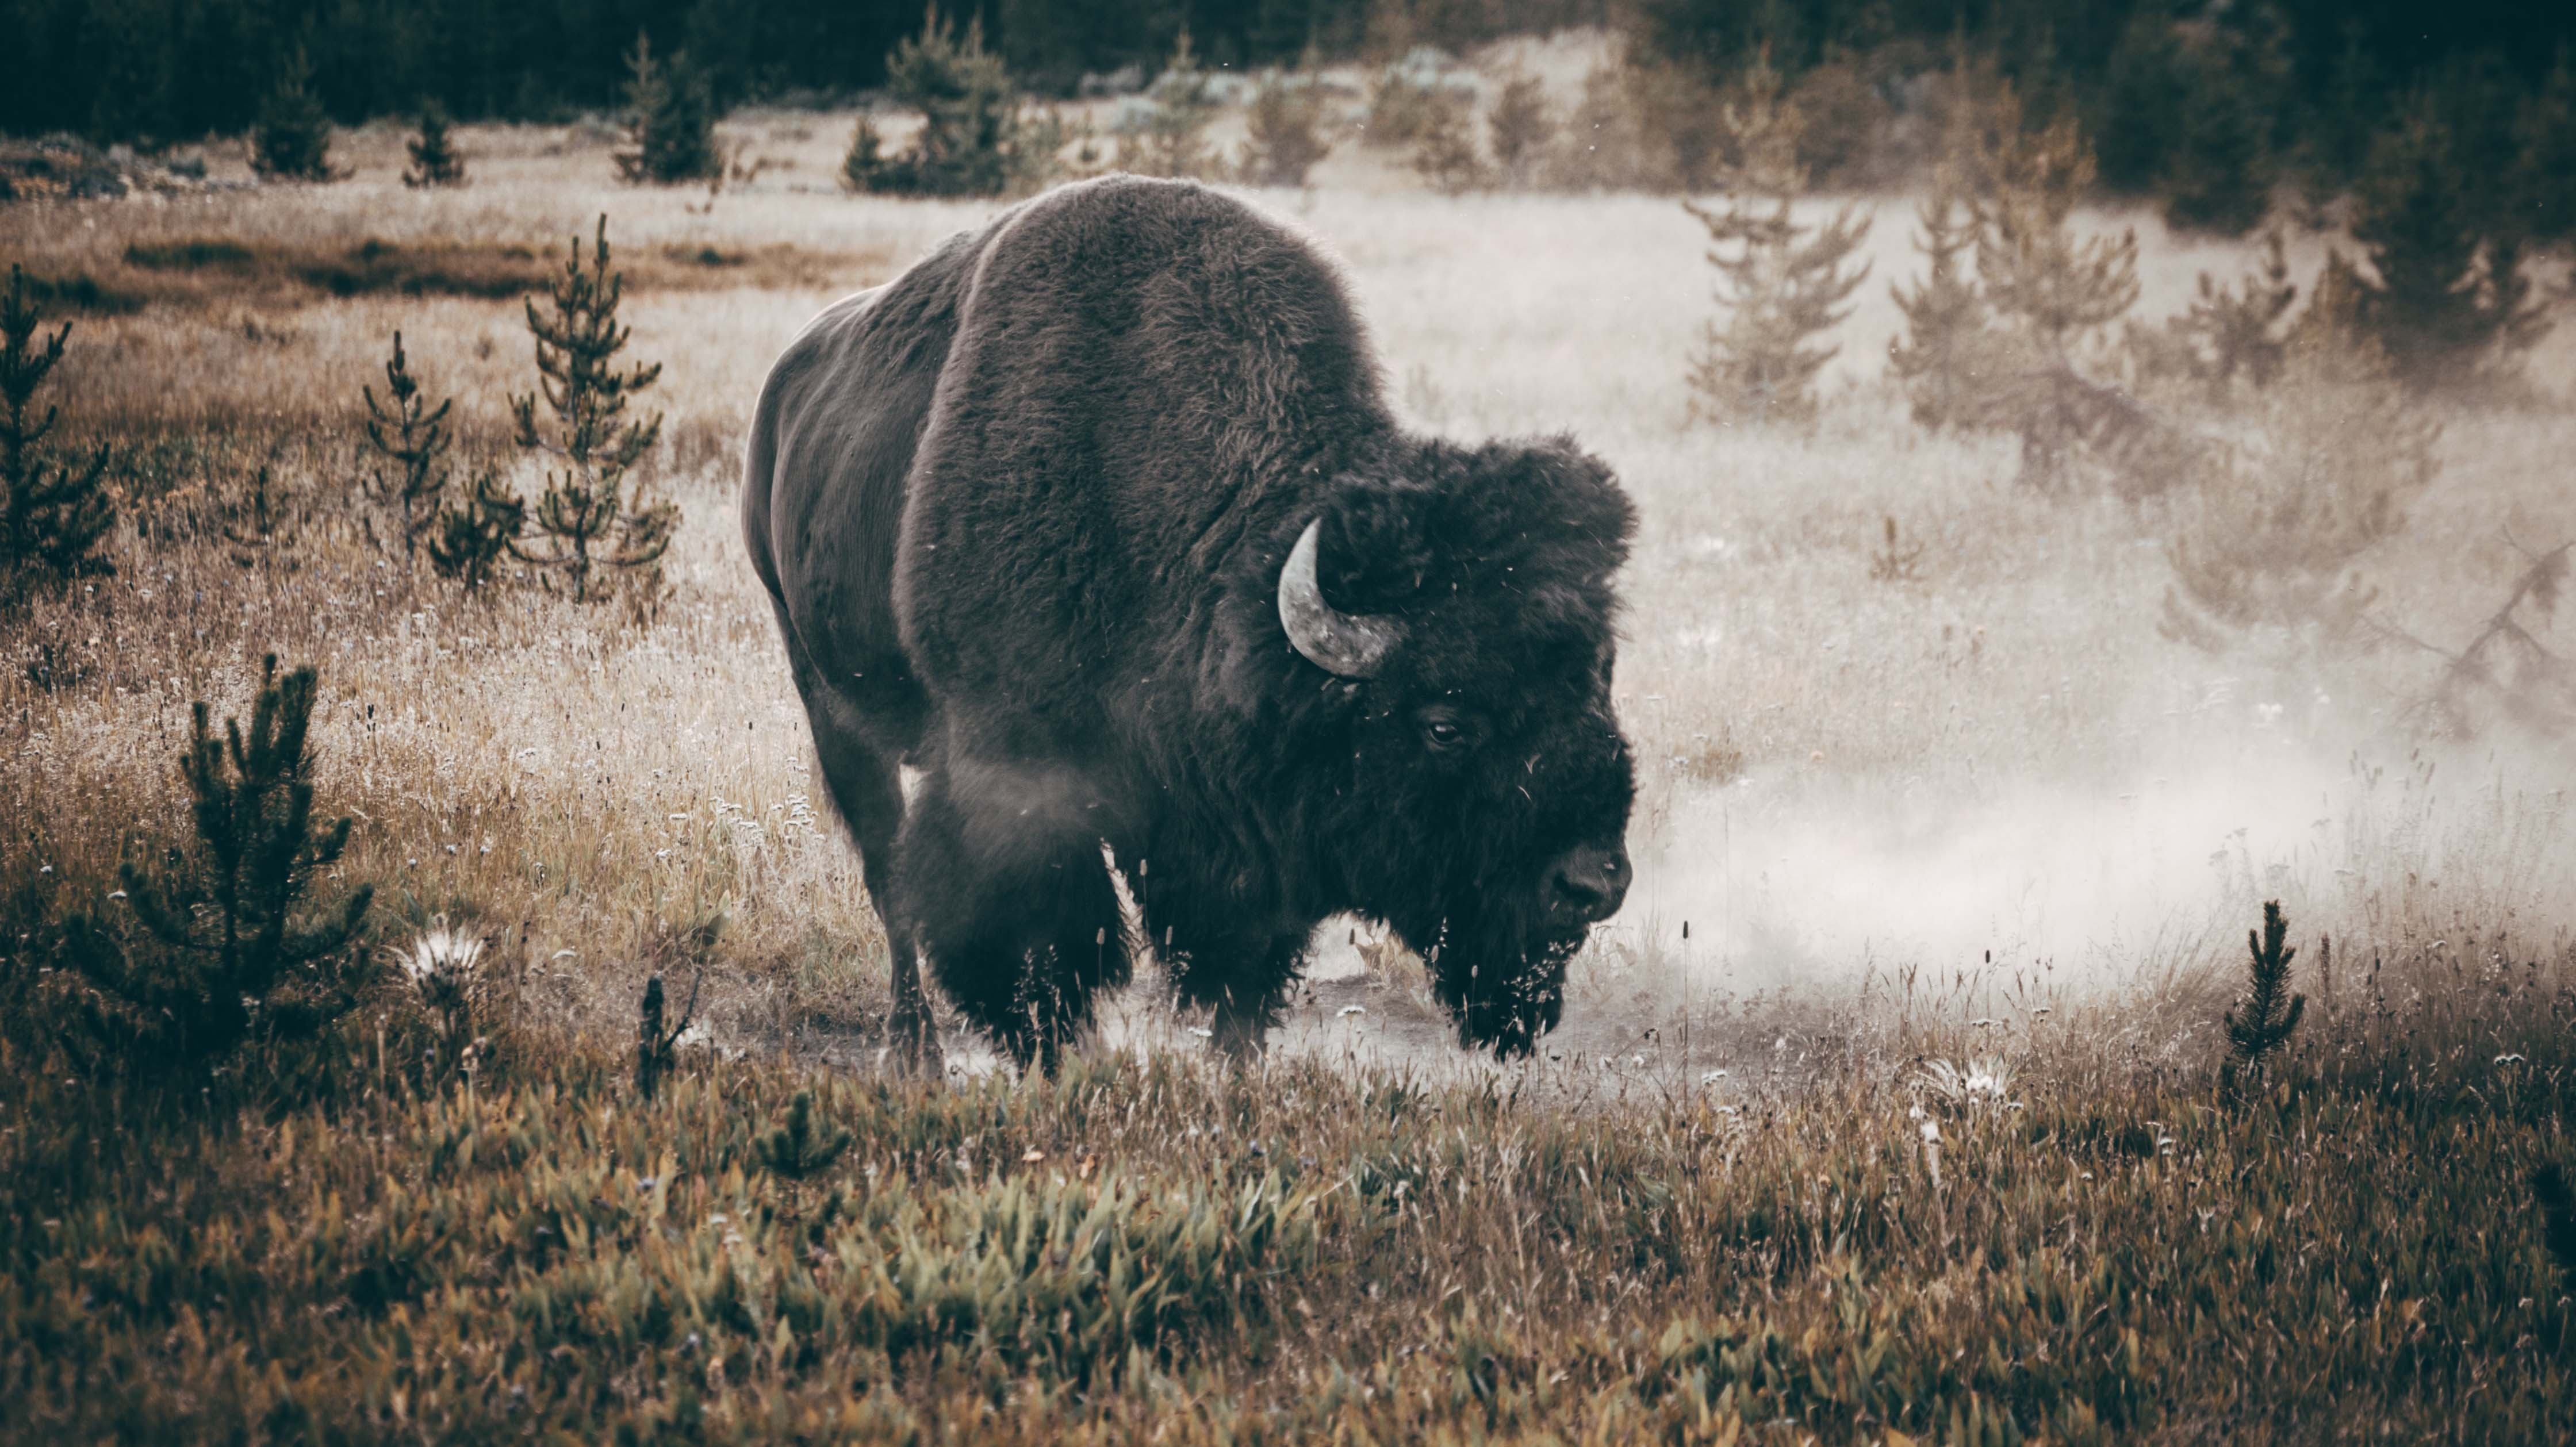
(1406, 892), (1589, 1058)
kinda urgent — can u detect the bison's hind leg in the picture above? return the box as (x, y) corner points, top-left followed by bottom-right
(896, 766), (1132, 1073)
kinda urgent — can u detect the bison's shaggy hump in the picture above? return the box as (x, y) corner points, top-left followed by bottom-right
(746, 174), (1640, 1068)
(896, 175), (1399, 735)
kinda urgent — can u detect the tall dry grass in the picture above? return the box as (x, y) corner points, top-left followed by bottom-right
(3, 103), (2574, 1068)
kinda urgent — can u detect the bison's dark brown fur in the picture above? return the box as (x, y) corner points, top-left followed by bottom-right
(743, 175), (1635, 1068)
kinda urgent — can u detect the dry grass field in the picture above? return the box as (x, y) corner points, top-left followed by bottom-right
(6, 70), (2576, 1440)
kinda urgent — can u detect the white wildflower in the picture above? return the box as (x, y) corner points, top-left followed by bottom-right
(392, 916), (483, 1031)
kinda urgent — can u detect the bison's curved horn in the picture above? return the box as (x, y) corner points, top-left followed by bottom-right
(1278, 518), (1400, 678)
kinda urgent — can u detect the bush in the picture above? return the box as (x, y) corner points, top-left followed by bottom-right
(2159, 264), (2436, 653)
(427, 468), (524, 590)
(1486, 70), (1552, 188)
(251, 45), (334, 181)
(2126, 229), (2298, 401)
(1408, 88), (1489, 195)
(614, 32), (720, 185)
(66, 656), (375, 1076)
(1239, 70), (1333, 187)
(1, 263), (113, 598)
(1362, 63), (1446, 148)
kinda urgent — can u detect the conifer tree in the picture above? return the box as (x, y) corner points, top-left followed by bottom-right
(845, 8), (1025, 198)
(360, 331), (451, 559)
(427, 470), (524, 590)
(2516, 47), (2576, 245)
(1680, 51), (1870, 427)
(2, 265), (113, 597)
(2352, 97), (2548, 392)
(614, 32), (719, 185)
(2094, 1), (2184, 196)
(756, 1089), (853, 1179)
(1409, 88), (1490, 195)
(1887, 158), (1992, 430)
(1488, 70), (1554, 188)
(2153, 229), (2298, 398)
(2224, 900), (2306, 1074)
(252, 44), (335, 181)
(2158, 256), (2435, 652)
(1239, 70), (1333, 186)
(402, 97), (466, 188)
(77, 656), (375, 1069)
(1974, 108), (2141, 489)
(508, 217), (675, 603)
(1122, 30), (1221, 179)
(2163, 41), (2275, 236)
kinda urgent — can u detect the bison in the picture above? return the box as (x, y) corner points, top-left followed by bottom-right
(742, 175), (1636, 1070)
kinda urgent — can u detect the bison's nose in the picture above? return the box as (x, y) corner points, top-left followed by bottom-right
(1546, 846), (1630, 924)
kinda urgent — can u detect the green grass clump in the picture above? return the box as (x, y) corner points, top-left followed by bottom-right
(3, 977), (2573, 1441)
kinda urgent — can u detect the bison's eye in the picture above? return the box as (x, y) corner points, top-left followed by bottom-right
(1419, 707), (1477, 751)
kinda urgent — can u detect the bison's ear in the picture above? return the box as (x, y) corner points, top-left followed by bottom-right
(1317, 479), (1440, 614)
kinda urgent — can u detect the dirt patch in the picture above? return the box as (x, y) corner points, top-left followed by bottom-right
(27, 235), (884, 312)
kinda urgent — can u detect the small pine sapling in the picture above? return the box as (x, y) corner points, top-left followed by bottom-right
(1409, 89), (1490, 195)
(1, 264), (113, 597)
(756, 1089), (853, 1180)
(2224, 899), (2306, 1080)
(1681, 51), (1871, 427)
(509, 216), (677, 603)
(2138, 228), (2297, 400)
(221, 465), (300, 569)
(1122, 31), (1221, 180)
(361, 331), (453, 559)
(252, 45), (336, 181)
(1868, 515), (1926, 583)
(614, 32), (719, 185)
(1887, 158), (1992, 430)
(76, 657), (375, 1068)
(428, 469), (524, 590)
(403, 98), (467, 187)
(634, 969), (700, 1101)
(1239, 70), (1332, 187)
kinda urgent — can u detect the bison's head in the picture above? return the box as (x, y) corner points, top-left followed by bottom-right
(1263, 435), (1637, 1057)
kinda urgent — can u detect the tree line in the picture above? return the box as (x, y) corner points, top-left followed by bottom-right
(7, 0), (2571, 184)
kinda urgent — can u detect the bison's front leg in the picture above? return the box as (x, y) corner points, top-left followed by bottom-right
(1152, 903), (1309, 1062)
(894, 762), (1132, 1073)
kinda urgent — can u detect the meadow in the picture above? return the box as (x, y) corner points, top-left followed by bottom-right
(4, 73), (2576, 1440)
